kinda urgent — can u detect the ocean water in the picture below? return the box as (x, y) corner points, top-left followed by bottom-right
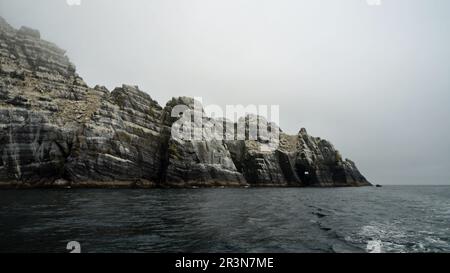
(0, 186), (449, 253)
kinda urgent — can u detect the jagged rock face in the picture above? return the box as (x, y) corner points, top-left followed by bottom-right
(225, 129), (370, 187)
(161, 97), (247, 187)
(0, 18), (164, 188)
(0, 17), (371, 188)
(0, 18), (90, 186)
(292, 129), (369, 187)
(226, 140), (299, 187)
(65, 85), (165, 186)
(224, 115), (298, 187)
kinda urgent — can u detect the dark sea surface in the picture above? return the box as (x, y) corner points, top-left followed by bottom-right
(0, 186), (449, 253)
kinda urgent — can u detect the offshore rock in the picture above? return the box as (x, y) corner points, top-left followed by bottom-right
(0, 17), (371, 188)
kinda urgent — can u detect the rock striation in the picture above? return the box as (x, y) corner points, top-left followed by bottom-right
(0, 18), (371, 188)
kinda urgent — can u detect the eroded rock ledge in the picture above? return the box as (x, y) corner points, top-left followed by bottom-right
(0, 17), (371, 188)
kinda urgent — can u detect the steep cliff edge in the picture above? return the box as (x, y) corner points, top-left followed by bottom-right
(0, 18), (371, 188)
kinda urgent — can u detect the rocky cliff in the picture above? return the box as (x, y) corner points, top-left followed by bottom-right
(0, 18), (371, 188)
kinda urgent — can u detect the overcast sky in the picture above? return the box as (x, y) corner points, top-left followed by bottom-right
(1, 0), (449, 185)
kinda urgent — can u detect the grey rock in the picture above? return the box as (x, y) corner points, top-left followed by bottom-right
(53, 179), (70, 187)
(161, 97), (247, 187)
(18, 26), (40, 39)
(0, 18), (371, 188)
(65, 84), (165, 184)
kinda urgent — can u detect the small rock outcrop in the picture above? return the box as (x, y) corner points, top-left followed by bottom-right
(0, 17), (371, 188)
